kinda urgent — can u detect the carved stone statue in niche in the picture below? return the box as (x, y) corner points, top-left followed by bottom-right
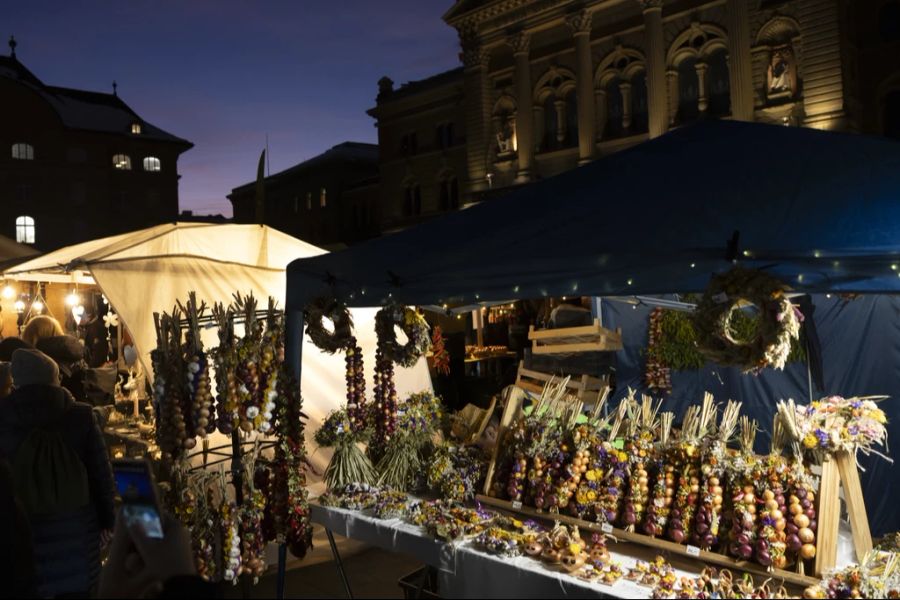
(495, 116), (515, 155)
(767, 44), (798, 98)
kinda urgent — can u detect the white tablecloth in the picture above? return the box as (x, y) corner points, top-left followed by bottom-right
(311, 502), (705, 599)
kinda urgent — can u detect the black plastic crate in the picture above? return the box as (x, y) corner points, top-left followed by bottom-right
(398, 566), (440, 599)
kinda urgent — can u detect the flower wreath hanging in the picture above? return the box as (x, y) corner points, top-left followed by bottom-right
(693, 267), (802, 373)
(305, 296), (354, 354)
(374, 303), (431, 368)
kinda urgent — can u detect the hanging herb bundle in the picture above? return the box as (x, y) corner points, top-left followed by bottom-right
(431, 325), (450, 376)
(255, 297), (282, 436)
(316, 409), (376, 490)
(643, 412), (675, 537)
(211, 302), (238, 434)
(345, 336), (366, 433)
(552, 401), (589, 511)
(693, 399), (741, 550)
(370, 344), (397, 463)
(570, 394), (612, 519)
(645, 308), (673, 394)
(621, 393), (661, 531)
(778, 400), (818, 565)
(233, 293), (267, 434)
(727, 417), (760, 561)
(753, 416), (790, 570)
(376, 391), (444, 491)
(239, 459), (268, 583)
(594, 402), (629, 525)
(177, 293), (215, 437)
(153, 310), (194, 457)
(665, 404), (703, 544)
(522, 379), (569, 509)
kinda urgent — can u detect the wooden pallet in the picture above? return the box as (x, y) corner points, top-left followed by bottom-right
(515, 361), (609, 401)
(529, 319), (623, 354)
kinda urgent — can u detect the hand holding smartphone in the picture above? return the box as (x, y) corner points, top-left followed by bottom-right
(112, 459), (165, 539)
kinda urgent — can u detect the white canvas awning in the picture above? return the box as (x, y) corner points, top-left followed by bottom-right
(2, 222), (433, 476)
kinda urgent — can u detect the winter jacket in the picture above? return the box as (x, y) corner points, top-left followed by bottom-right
(0, 459), (37, 598)
(0, 384), (116, 597)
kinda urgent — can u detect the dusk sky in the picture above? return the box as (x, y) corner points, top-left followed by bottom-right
(5, 1), (461, 216)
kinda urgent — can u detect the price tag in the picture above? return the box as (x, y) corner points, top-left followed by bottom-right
(686, 545), (701, 557)
(601, 523), (614, 534)
(612, 438), (625, 450)
(512, 501), (523, 510)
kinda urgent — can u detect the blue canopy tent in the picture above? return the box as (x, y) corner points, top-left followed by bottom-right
(285, 120), (900, 533)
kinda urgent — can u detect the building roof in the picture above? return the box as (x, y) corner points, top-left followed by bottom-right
(0, 54), (192, 149)
(381, 67), (464, 102)
(229, 142), (378, 196)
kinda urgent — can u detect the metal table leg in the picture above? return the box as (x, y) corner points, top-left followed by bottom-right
(326, 528), (354, 599)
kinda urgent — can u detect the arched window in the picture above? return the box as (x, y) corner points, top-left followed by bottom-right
(11, 143), (34, 160)
(677, 57), (700, 123)
(403, 183), (421, 217)
(439, 175), (459, 211)
(142, 156), (161, 172)
(542, 95), (558, 151)
(15, 215), (35, 244)
(564, 92), (578, 147)
(885, 89), (900, 140)
(707, 49), (731, 117)
(112, 154), (131, 170)
(320, 188), (327, 208)
(631, 71), (649, 133)
(879, 1), (900, 42)
(605, 78), (624, 138)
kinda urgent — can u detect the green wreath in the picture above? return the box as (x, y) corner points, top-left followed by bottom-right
(305, 297), (353, 354)
(693, 268), (802, 373)
(374, 304), (431, 368)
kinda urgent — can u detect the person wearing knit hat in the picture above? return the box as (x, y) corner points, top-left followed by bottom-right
(10, 349), (60, 389)
(0, 337), (31, 362)
(0, 347), (114, 596)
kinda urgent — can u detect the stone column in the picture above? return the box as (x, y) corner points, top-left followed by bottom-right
(666, 69), (679, 125)
(619, 82), (633, 130)
(567, 10), (595, 164)
(695, 62), (709, 113)
(726, 0), (754, 121)
(594, 88), (607, 141)
(509, 31), (534, 180)
(554, 99), (567, 143)
(460, 29), (492, 193)
(637, 0), (667, 138)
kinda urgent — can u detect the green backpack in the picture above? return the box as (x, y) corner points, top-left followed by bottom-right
(12, 421), (90, 516)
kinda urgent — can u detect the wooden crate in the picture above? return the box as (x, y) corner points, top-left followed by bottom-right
(529, 319), (623, 354)
(515, 361), (609, 401)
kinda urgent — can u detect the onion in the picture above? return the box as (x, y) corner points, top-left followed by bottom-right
(738, 544), (753, 559)
(787, 534), (802, 551)
(757, 550), (772, 566)
(670, 529), (685, 543)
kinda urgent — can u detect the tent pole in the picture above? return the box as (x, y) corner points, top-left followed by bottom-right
(279, 308), (304, 600)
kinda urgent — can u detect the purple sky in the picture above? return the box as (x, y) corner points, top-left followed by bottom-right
(6, 1), (461, 217)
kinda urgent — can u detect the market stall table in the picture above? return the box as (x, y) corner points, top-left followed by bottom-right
(311, 500), (763, 599)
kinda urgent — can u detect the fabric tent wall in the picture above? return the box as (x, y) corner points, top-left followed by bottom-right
(88, 259), (433, 482)
(601, 294), (900, 536)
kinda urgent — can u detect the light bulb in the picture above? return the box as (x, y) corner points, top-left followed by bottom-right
(72, 305), (85, 321)
(14, 300), (25, 312)
(66, 292), (81, 307)
(1, 285), (14, 299)
(32, 300), (45, 313)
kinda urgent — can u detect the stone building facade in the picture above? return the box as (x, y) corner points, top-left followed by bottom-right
(369, 0), (900, 230)
(228, 142), (380, 248)
(0, 41), (192, 251)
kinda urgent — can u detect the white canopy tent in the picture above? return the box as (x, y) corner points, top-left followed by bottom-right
(2, 222), (434, 477)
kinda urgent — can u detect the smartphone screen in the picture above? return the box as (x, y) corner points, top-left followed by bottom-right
(112, 459), (164, 539)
